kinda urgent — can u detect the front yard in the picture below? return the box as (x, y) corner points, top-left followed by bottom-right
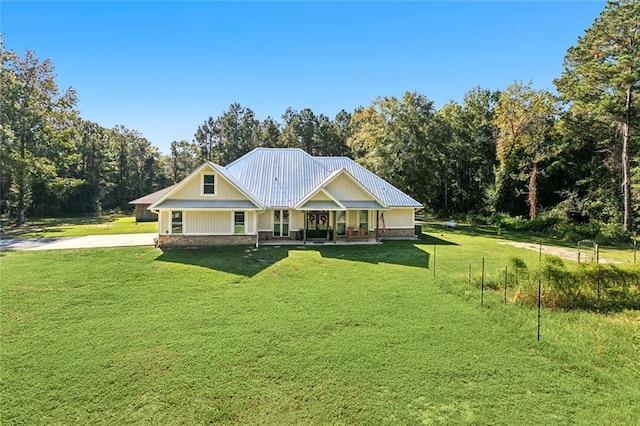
(1, 232), (638, 424)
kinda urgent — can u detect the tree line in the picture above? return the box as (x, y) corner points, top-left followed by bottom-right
(1, 0), (638, 234)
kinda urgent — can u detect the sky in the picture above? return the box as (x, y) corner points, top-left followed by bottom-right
(2, 1), (607, 155)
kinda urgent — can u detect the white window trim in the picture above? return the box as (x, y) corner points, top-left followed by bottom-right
(233, 210), (246, 234)
(272, 209), (290, 237)
(201, 173), (216, 196)
(171, 210), (183, 234)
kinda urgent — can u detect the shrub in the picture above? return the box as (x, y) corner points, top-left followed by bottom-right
(517, 258), (640, 311)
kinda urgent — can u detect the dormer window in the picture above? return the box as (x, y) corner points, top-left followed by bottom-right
(203, 174), (215, 195)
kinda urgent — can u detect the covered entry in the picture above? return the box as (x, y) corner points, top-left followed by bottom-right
(306, 210), (330, 240)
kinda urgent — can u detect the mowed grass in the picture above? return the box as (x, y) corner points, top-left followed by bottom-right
(1, 233), (639, 424)
(1, 215), (156, 238)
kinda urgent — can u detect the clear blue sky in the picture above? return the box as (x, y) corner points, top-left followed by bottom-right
(2, 1), (606, 155)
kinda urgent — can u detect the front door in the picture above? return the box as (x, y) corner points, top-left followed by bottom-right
(306, 211), (330, 239)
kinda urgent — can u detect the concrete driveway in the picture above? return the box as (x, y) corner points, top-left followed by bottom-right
(0, 233), (156, 251)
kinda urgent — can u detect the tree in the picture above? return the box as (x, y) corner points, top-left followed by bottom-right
(348, 92), (448, 211)
(0, 43), (78, 224)
(168, 140), (200, 183)
(554, 0), (640, 232)
(494, 82), (560, 219)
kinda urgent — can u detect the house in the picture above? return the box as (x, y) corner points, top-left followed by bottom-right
(145, 148), (422, 247)
(129, 185), (176, 222)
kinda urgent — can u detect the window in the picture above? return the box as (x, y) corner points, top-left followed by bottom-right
(203, 174), (215, 195)
(336, 211), (346, 236)
(273, 210), (289, 237)
(234, 211), (245, 234)
(359, 210), (369, 236)
(171, 211), (183, 234)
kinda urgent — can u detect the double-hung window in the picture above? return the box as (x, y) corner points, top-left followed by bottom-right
(171, 211), (183, 234)
(203, 174), (215, 195)
(234, 211), (245, 234)
(359, 210), (369, 235)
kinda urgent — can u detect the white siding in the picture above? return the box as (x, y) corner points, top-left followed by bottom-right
(171, 167), (249, 201)
(291, 210), (304, 231)
(159, 210), (171, 234)
(325, 174), (372, 201)
(383, 208), (414, 228)
(185, 211), (231, 234)
(257, 211), (271, 231)
(308, 190), (333, 201)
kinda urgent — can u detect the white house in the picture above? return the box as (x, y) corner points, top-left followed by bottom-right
(144, 148), (422, 247)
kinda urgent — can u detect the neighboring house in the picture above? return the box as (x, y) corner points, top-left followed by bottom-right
(129, 185), (176, 222)
(144, 148), (422, 247)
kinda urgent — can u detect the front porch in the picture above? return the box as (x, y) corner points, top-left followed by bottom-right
(259, 238), (381, 247)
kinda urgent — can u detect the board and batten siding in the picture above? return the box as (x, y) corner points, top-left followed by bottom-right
(158, 210), (255, 234)
(158, 210), (171, 234)
(171, 169), (248, 201)
(257, 210), (271, 230)
(258, 209), (305, 232)
(325, 174), (372, 201)
(383, 208), (415, 228)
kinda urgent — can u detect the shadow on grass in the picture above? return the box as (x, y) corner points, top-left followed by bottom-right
(155, 240), (431, 277)
(1, 215), (116, 239)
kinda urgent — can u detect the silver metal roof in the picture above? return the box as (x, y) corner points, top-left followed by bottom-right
(225, 148), (421, 208)
(136, 148), (421, 210)
(153, 200), (259, 210)
(315, 157), (422, 208)
(341, 200), (386, 209)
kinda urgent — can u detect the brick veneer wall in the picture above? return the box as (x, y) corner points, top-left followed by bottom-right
(378, 228), (417, 240)
(158, 234), (255, 247)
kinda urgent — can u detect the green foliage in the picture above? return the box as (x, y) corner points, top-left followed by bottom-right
(525, 258), (640, 311)
(555, 0), (640, 232)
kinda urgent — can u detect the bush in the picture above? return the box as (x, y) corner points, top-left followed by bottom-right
(520, 257), (640, 311)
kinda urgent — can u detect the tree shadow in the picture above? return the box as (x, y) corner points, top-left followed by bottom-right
(155, 240), (434, 277)
(312, 241), (430, 269)
(155, 245), (290, 277)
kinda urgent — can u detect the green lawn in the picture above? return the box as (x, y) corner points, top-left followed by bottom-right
(0, 215), (157, 238)
(1, 231), (639, 424)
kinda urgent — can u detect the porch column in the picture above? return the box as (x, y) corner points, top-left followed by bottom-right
(303, 211), (307, 245)
(332, 211), (337, 243)
(376, 210), (380, 241)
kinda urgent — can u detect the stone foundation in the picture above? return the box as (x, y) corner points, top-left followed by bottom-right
(158, 234), (256, 247)
(258, 231), (301, 241)
(378, 228), (418, 240)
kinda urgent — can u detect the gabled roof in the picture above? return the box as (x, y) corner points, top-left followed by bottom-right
(225, 148), (330, 207)
(226, 148), (421, 208)
(315, 156), (422, 208)
(129, 185), (176, 205)
(148, 162), (265, 210)
(133, 148), (422, 210)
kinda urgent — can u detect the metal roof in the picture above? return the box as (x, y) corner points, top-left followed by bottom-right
(134, 148), (422, 210)
(226, 148), (330, 207)
(341, 200), (386, 209)
(226, 148), (421, 208)
(153, 200), (259, 210)
(315, 157), (422, 208)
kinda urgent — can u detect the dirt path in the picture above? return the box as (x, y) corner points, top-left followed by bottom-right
(498, 241), (618, 264)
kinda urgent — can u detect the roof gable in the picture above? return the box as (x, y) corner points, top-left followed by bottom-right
(149, 162), (264, 210)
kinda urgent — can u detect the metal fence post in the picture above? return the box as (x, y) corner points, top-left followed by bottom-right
(481, 257), (485, 306)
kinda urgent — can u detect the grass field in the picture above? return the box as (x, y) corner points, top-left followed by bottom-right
(0, 215), (156, 238)
(1, 228), (639, 424)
